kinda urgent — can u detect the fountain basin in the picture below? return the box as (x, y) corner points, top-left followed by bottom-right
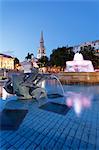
(66, 53), (94, 72)
(58, 72), (99, 84)
(66, 60), (94, 72)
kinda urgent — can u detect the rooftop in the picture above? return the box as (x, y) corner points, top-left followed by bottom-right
(0, 53), (13, 59)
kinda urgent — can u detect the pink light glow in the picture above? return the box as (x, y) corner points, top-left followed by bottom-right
(65, 92), (91, 116)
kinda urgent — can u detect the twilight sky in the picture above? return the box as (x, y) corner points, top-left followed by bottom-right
(0, 0), (99, 61)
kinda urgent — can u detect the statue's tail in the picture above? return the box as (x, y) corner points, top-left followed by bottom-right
(4, 79), (14, 94)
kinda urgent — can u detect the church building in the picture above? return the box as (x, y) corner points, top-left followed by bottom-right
(37, 31), (46, 59)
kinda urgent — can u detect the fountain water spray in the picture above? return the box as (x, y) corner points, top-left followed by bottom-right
(50, 75), (65, 96)
(66, 52), (94, 72)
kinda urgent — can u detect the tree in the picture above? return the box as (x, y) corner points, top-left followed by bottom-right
(38, 56), (49, 67)
(79, 45), (99, 68)
(14, 57), (20, 69)
(50, 46), (75, 68)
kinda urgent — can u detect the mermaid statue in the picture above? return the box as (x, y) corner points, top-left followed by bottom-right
(4, 68), (50, 100)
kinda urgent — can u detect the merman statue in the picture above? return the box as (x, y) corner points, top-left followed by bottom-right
(4, 68), (50, 100)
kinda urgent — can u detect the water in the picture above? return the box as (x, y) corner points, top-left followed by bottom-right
(66, 53), (94, 72)
(0, 80), (99, 116)
(45, 80), (99, 116)
(51, 75), (65, 96)
(0, 80), (99, 150)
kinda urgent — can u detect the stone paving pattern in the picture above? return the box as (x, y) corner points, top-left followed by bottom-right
(0, 98), (99, 150)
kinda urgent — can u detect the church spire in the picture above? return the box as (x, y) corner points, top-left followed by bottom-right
(40, 31), (44, 42)
(40, 31), (44, 48)
(37, 31), (46, 59)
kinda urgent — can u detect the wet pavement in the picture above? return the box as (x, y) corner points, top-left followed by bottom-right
(0, 95), (99, 150)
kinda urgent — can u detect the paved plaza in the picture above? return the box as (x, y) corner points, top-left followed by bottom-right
(0, 97), (99, 150)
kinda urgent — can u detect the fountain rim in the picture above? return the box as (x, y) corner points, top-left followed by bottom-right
(58, 72), (99, 85)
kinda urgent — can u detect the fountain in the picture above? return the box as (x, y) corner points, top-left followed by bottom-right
(3, 61), (98, 116)
(66, 52), (94, 72)
(58, 52), (99, 84)
(2, 67), (97, 116)
(4, 68), (64, 102)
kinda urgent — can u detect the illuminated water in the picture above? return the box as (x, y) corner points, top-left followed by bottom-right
(45, 80), (99, 116)
(0, 79), (99, 150)
(66, 53), (94, 72)
(0, 80), (99, 116)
